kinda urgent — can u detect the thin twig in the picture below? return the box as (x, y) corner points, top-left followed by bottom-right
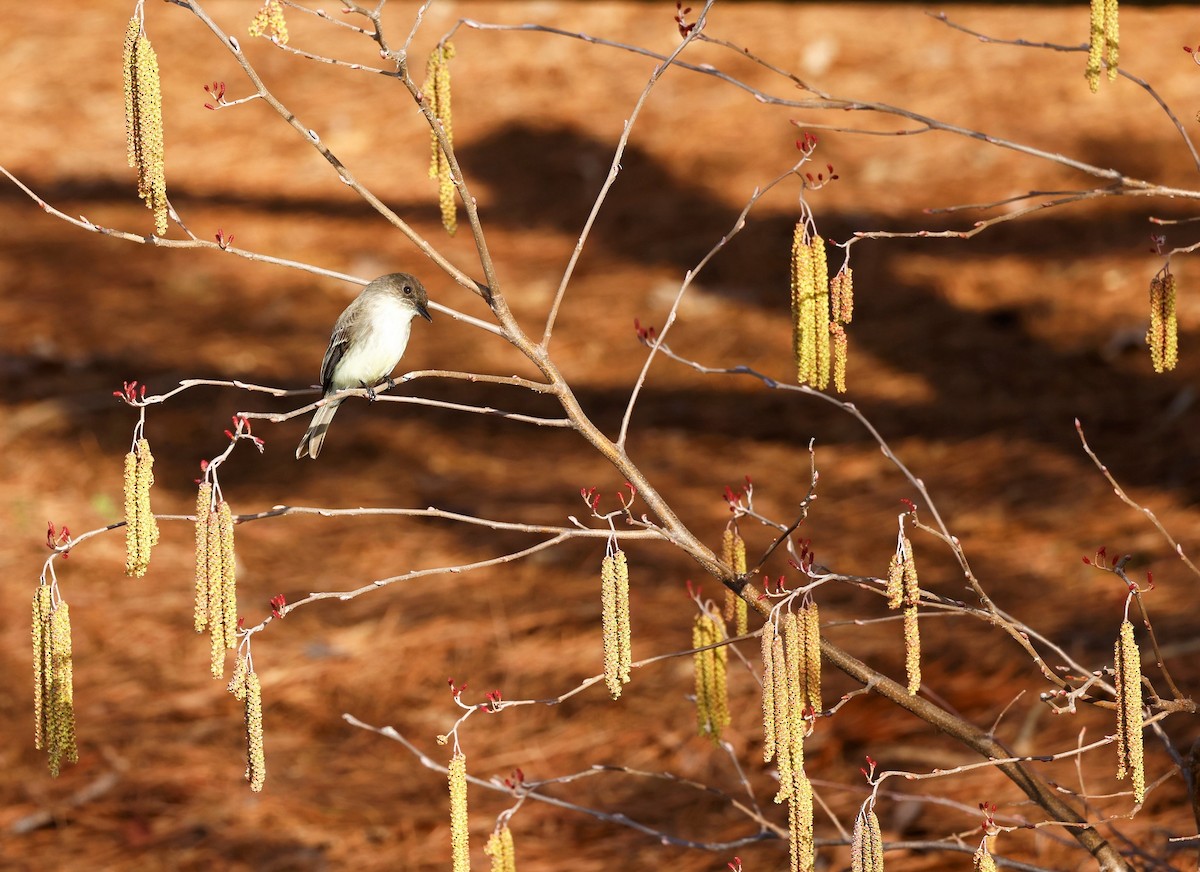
(342, 715), (780, 851)
(1076, 418), (1200, 583)
(539, 1), (716, 349)
(616, 160), (802, 448)
(930, 11), (1200, 172)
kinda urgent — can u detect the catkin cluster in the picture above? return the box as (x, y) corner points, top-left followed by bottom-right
(791, 223), (854, 393)
(762, 608), (821, 871)
(1147, 269), (1179, 374)
(32, 585), (78, 776)
(1086, 0), (1120, 92)
(229, 655), (266, 791)
(194, 482), (239, 678)
(424, 42), (457, 235)
(484, 825), (517, 872)
(1114, 619), (1145, 803)
(787, 767), (815, 872)
(122, 16), (168, 236)
(722, 527), (749, 637)
(601, 548), (633, 698)
(448, 751), (470, 872)
(850, 804), (884, 872)
(762, 611), (821, 782)
(693, 613), (730, 742)
(973, 838), (998, 872)
(123, 437), (160, 577)
(248, 0), (289, 45)
(829, 267), (854, 394)
(886, 537), (922, 695)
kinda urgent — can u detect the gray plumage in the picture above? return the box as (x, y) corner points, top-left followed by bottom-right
(296, 273), (432, 460)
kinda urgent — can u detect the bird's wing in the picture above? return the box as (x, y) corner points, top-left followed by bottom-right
(319, 320), (353, 393)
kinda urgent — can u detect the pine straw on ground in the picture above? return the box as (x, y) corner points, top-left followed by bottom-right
(2, 3), (1200, 871)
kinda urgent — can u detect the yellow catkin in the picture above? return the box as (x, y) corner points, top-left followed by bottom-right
(218, 501), (238, 650)
(124, 20), (168, 236)
(32, 585), (52, 751)
(831, 267), (854, 324)
(1115, 620), (1145, 803)
(1114, 629), (1127, 782)
(828, 267), (853, 393)
(897, 535), (921, 695)
(228, 654), (249, 700)
(484, 825), (517, 872)
(1147, 271), (1179, 374)
(693, 614), (730, 742)
(800, 601), (822, 714)
(123, 18), (141, 170)
(1104, 0), (1119, 82)
(693, 616), (711, 734)
(809, 235), (831, 390)
(776, 612), (807, 805)
(248, 0), (289, 45)
(733, 538), (748, 636)
(712, 616), (730, 736)
(139, 35), (167, 236)
(885, 553), (904, 610)
(194, 482), (212, 633)
(851, 805), (884, 872)
(771, 633), (792, 797)
(47, 601), (78, 777)
(973, 840), (998, 872)
(134, 438), (159, 571)
(791, 222), (816, 385)
(1114, 629), (1126, 780)
(207, 509), (224, 679)
(723, 590), (737, 625)
(722, 530), (736, 623)
(601, 551), (622, 698)
(887, 532), (921, 697)
(901, 538), (919, 606)
(449, 751), (470, 872)
(123, 450), (141, 576)
(721, 528), (749, 635)
(1086, 0), (1105, 92)
(424, 43), (457, 235)
(244, 670), (266, 792)
(1148, 275), (1165, 373)
(782, 612), (806, 757)
(903, 605), (921, 696)
(831, 322), (848, 394)
(614, 549), (631, 684)
(1164, 272), (1180, 371)
(432, 51), (451, 178)
(761, 623), (778, 763)
(788, 768), (815, 872)
(41, 591), (55, 751)
(731, 531), (747, 575)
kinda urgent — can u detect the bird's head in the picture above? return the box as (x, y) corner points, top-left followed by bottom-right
(375, 272), (433, 323)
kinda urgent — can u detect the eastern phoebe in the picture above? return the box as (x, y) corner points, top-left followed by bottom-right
(296, 273), (433, 460)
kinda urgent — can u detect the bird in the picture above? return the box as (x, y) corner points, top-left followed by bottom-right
(296, 273), (432, 460)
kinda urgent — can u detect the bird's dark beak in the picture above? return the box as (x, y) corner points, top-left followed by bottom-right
(417, 302), (433, 323)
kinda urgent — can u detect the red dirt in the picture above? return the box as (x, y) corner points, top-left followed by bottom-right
(2, 3), (1200, 870)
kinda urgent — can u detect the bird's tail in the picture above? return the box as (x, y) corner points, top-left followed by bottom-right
(296, 399), (343, 460)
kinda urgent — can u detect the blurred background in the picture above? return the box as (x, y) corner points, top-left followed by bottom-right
(2, 2), (1199, 869)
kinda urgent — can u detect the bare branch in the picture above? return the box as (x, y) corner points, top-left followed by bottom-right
(540, 1), (716, 348)
(1076, 418), (1200, 584)
(617, 161), (802, 448)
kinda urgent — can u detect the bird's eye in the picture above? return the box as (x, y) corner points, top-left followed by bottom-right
(403, 286), (413, 294)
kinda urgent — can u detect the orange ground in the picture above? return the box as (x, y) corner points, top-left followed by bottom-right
(2, 2), (1200, 870)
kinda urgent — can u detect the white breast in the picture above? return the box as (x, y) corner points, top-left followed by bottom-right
(329, 296), (418, 390)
